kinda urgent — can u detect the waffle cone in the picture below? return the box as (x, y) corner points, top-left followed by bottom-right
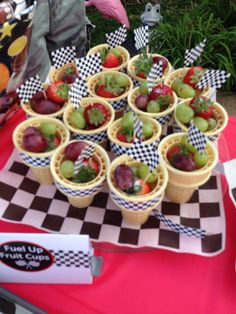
(50, 140), (110, 208)
(87, 44), (130, 72)
(49, 63), (77, 83)
(128, 86), (178, 121)
(127, 53), (172, 83)
(63, 97), (115, 144)
(164, 68), (211, 101)
(13, 117), (70, 185)
(158, 133), (218, 203)
(174, 100), (228, 139)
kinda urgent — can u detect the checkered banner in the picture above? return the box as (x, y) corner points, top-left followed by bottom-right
(74, 145), (95, 174)
(196, 69), (231, 89)
(16, 75), (44, 104)
(147, 62), (163, 91)
(51, 46), (77, 69)
(49, 250), (91, 268)
(106, 25), (127, 48)
(183, 39), (206, 67)
(69, 78), (88, 108)
(187, 123), (207, 154)
(133, 114), (143, 140)
(76, 53), (102, 79)
(134, 25), (149, 50)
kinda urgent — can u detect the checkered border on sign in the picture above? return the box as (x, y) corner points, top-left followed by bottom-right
(55, 180), (104, 197)
(110, 191), (161, 211)
(111, 98), (127, 111)
(19, 153), (50, 167)
(71, 130), (107, 143)
(49, 250), (91, 268)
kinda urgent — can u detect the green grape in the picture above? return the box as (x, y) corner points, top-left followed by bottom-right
(142, 121), (153, 138)
(60, 160), (75, 179)
(147, 100), (160, 113)
(137, 163), (150, 179)
(121, 111), (134, 130)
(194, 151), (209, 167)
(131, 165), (139, 177)
(139, 81), (149, 95)
(180, 135), (197, 154)
(176, 103), (194, 124)
(110, 47), (121, 57)
(70, 110), (86, 129)
(171, 78), (183, 93)
(207, 118), (217, 131)
(146, 171), (158, 183)
(116, 75), (129, 88)
(177, 83), (196, 99)
(40, 122), (57, 136)
(193, 117), (208, 132)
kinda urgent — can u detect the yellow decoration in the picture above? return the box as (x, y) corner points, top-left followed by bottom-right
(0, 22), (17, 41)
(8, 36), (28, 57)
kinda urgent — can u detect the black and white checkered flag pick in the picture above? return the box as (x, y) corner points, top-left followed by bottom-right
(69, 78), (88, 108)
(16, 75), (44, 104)
(187, 123), (207, 154)
(196, 69), (231, 89)
(74, 145), (95, 174)
(183, 39), (206, 67)
(106, 25), (127, 48)
(51, 46), (77, 69)
(126, 140), (159, 171)
(134, 25), (149, 50)
(133, 114), (143, 140)
(76, 53), (102, 79)
(147, 62), (163, 92)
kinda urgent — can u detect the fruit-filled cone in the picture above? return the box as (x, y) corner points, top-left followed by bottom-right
(49, 63), (79, 84)
(63, 97), (115, 148)
(164, 67), (211, 101)
(127, 53), (172, 84)
(107, 115), (162, 157)
(107, 155), (168, 225)
(87, 71), (133, 117)
(87, 44), (130, 72)
(174, 98), (228, 142)
(158, 133), (218, 204)
(13, 117), (70, 185)
(50, 140), (110, 208)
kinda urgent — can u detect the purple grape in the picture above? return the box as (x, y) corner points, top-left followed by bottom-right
(32, 99), (61, 114)
(171, 155), (196, 172)
(64, 141), (88, 161)
(23, 133), (48, 153)
(61, 74), (77, 84)
(135, 94), (149, 110)
(23, 127), (40, 137)
(114, 164), (134, 190)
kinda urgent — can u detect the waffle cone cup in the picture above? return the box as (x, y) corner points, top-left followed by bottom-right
(174, 100), (228, 141)
(50, 140), (110, 208)
(128, 86), (178, 124)
(87, 71), (133, 114)
(13, 117), (70, 185)
(107, 154), (168, 225)
(127, 53), (172, 83)
(164, 68), (212, 101)
(63, 97), (115, 145)
(107, 116), (162, 156)
(49, 62), (77, 83)
(158, 133), (218, 204)
(87, 44), (130, 72)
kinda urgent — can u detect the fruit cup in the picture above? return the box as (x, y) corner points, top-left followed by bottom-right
(127, 53), (172, 87)
(87, 71), (133, 118)
(107, 155), (169, 225)
(158, 133), (218, 204)
(13, 117), (70, 185)
(50, 140), (110, 208)
(107, 114), (162, 157)
(173, 98), (228, 142)
(63, 97), (115, 148)
(49, 62), (79, 84)
(87, 44), (130, 72)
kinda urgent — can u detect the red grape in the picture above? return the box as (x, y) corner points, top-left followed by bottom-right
(171, 155), (196, 171)
(135, 94), (149, 110)
(114, 164), (134, 190)
(23, 133), (48, 153)
(64, 142), (88, 161)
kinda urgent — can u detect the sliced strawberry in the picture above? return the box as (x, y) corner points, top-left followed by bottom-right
(134, 179), (152, 195)
(82, 157), (100, 174)
(103, 52), (120, 68)
(96, 85), (115, 98)
(84, 103), (109, 127)
(46, 81), (69, 104)
(116, 132), (134, 143)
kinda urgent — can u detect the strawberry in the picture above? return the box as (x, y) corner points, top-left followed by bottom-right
(96, 74), (126, 98)
(167, 144), (183, 162)
(84, 103), (109, 127)
(183, 66), (205, 89)
(103, 52), (120, 68)
(96, 85), (115, 98)
(46, 81), (69, 104)
(137, 71), (147, 79)
(53, 136), (61, 146)
(82, 157), (100, 174)
(189, 96), (214, 119)
(116, 131), (133, 143)
(134, 51), (153, 79)
(134, 179), (151, 195)
(148, 83), (174, 106)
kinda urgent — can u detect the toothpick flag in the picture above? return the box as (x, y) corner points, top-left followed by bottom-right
(133, 113), (143, 141)
(187, 123), (208, 154)
(196, 69), (231, 90)
(68, 78), (88, 108)
(106, 25), (127, 48)
(134, 25), (149, 50)
(183, 39), (206, 67)
(51, 46), (77, 69)
(76, 53), (102, 79)
(16, 75), (44, 104)
(74, 145), (95, 174)
(147, 62), (163, 91)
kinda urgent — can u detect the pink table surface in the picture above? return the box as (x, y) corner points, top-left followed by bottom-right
(0, 110), (236, 314)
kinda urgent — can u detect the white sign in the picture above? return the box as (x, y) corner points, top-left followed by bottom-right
(0, 233), (95, 284)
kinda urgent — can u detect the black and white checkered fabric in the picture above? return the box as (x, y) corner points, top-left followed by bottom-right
(69, 78), (88, 108)
(132, 79), (140, 88)
(110, 191), (161, 211)
(126, 140), (159, 171)
(147, 62), (163, 92)
(134, 25), (149, 50)
(196, 69), (231, 90)
(153, 209), (206, 238)
(172, 122), (183, 133)
(183, 39), (206, 67)
(133, 114), (143, 140)
(16, 75), (44, 104)
(55, 180), (104, 197)
(110, 98), (127, 111)
(49, 250), (90, 268)
(76, 53), (102, 80)
(208, 134), (220, 143)
(71, 130), (107, 143)
(19, 153), (50, 167)
(74, 145), (95, 174)
(110, 142), (127, 157)
(187, 123), (207, 154)
(106, 25), (127, 48)
(156, 114), (172, 126)
(51, 46), (77, 69)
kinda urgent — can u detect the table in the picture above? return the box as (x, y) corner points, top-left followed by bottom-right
(0, 109), (236, 314)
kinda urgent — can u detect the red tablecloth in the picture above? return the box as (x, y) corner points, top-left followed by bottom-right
(1, 110), (236, 314)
